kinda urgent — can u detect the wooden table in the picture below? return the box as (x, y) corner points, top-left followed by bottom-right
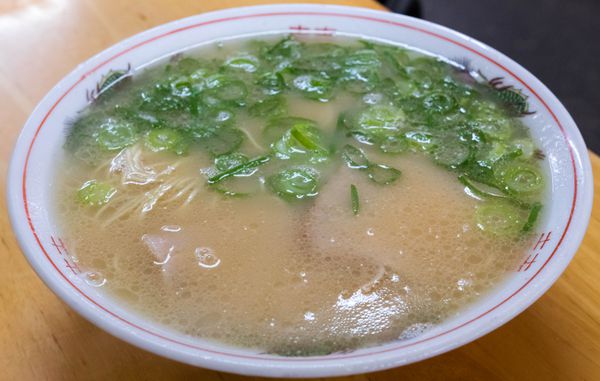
(1, 1), (598, 380)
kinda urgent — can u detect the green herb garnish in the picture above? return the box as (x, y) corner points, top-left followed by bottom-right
(522, 202), (543, 233)
(268, 167), (319, 201)
(350, 184), (360, 215)
(77, 180), (116, 206)
(208, 155), (271, 184)
(63, 35), (545, 233)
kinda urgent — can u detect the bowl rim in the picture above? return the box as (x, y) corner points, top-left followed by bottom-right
(6, 3), (594, 378)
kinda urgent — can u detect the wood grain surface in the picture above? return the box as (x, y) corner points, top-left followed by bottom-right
(1, 1), (598, 380)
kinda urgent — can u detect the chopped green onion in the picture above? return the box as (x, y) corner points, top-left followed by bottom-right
(145, 128), (187, 155)
(352, 104), (406, 141)
(366, 164), (401, 185)
(500, 164), (544, 195)
(344, 49), (381, 68)
(522, 202), (543, 233)
(459, 175), (502, 199)
(224, 54), (259, 72)
(201, 128), (243, 156)
(379, 134), (409, 154)
(350, 184), (360, 215)
(205, 74), (248, 103)
(77, 180), (116, 206)
(290, 126), (327, 152)
(63, 36), (546, 231)
(341, 144), (369, 169)
(475, 201), (527, 237)
(458, 175), (530, 209)
(268, 167), (319, 201)
(248, 96), (286, 117)
(265, 118), (328, 163)
(511, 139), (535, 159)
(257, 72), (285, 95)
(170, 76), (193, 97)
(422, 92), (457, 114)
(211, 174), (261, 198)
(291, 74), (333, 101)
(404, 130), (435, 151)
(211, 154), (261, 196)
(262, 117), (318, 145)
(208, 155), (270, 184)
(470, 118), (512, 141)
(97, 120), (137, 151)
(341, 144), (401, 185)
(173, 57), (202, 75)
(214, 153), (251, 173)
(433, 141), (470, 167)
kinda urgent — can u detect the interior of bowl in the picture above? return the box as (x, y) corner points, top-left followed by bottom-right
(7, 4), (593, 378)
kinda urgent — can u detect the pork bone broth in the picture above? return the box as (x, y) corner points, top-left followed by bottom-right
(55, 35), (546, 355)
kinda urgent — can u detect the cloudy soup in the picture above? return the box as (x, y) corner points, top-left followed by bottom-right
(55, 34), (546, 355)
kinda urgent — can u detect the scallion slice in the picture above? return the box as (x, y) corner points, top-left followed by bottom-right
(350, 184), (360, 215)
(366, 164), (401, 185)
(208, 155), (270, 184)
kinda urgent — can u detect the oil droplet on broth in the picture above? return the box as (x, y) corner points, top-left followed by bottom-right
(195, 247), (221, 269)
(161, 224), (182, 232)
(81, 271), (106, 287)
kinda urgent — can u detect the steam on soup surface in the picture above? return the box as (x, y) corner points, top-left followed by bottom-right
(56, 34), (545, 355)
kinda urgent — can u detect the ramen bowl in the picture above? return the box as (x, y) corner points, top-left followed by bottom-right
(6, 4), (593, 378)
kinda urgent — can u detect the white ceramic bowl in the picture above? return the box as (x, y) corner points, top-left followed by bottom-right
(7, 4), (594, 378)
